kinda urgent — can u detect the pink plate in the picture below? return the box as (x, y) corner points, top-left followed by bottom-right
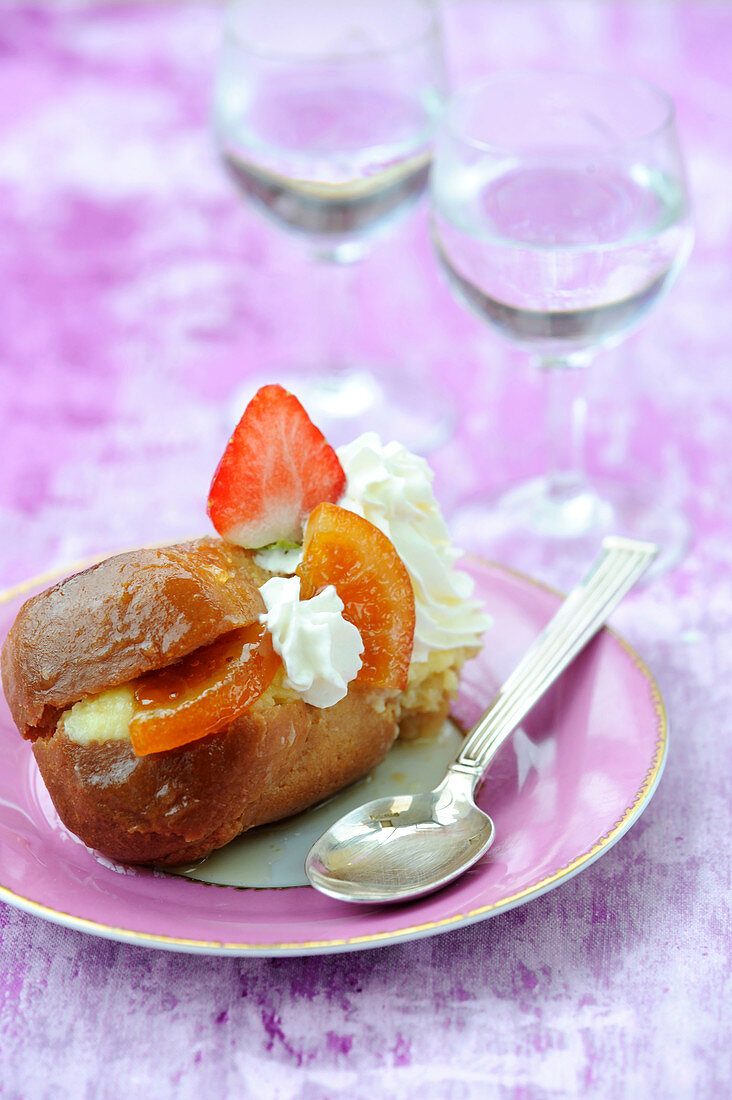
(0, 557), (667, 955)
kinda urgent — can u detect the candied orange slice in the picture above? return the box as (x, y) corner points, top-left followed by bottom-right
(128, 623), (280, 756)
(298, 502), (415, 691)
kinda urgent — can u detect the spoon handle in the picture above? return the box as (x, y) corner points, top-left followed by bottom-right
(454, 536), (658, 783)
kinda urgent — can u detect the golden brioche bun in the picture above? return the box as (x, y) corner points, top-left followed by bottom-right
(33, 679), (399, 866)
(1, 539), (265, 740)
(2, 537), (405, 865)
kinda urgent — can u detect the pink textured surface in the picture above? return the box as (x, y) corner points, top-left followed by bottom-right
(0, 2), (730, 1097)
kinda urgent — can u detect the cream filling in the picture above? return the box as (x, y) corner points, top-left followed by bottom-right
(61, 685), (135, 746)
(59, 648), (470, 749)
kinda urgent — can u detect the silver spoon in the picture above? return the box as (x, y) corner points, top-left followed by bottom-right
(305, 536), (658, 904)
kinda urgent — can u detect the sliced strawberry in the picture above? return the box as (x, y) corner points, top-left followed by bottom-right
(207, 385), (346, 548)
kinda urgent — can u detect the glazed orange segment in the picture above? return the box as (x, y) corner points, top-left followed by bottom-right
(298, 502), (415, 691)
(128, 623), (280, 756)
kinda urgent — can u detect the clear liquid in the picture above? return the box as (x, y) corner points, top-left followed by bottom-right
(432, 164), (692, 356)
(216, 78), (438, 240)
(224, 150), (431, 239)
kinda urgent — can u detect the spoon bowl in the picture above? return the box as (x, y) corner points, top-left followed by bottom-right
(305, 537), (658, 905)
(306, 769), (495, 903)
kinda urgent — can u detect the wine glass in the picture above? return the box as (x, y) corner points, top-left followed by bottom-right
(430, 70), (693, 576)
(213, 0), (451, 450)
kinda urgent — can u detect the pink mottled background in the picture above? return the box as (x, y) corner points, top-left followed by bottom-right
(0, 2), (730, 1097)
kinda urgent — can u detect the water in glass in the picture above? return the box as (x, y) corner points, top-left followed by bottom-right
(432, 162), (691, 357)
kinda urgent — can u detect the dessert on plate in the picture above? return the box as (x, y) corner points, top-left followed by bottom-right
(1, 385), (489, 866)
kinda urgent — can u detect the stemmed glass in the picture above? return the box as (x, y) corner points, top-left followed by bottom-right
(213, 0), (450, 449)
(430, 70), (693, 574)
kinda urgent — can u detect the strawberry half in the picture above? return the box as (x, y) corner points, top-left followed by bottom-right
(207, 384), (346, 548)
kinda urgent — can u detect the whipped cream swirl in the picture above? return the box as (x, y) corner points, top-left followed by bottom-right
(337, 433), (491, 663)
(258, 575), (363, 708)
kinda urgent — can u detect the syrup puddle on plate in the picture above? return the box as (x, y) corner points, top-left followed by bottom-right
(169, 722), (465, 889)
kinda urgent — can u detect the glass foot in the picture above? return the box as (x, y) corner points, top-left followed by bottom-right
(227, 368), (455, 454)
(448, 475), (690, 589)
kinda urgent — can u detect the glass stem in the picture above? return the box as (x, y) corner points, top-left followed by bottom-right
(538, 353), (593, 507)
(311, 244), (361, 379)
(305, 239), (379, 418)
